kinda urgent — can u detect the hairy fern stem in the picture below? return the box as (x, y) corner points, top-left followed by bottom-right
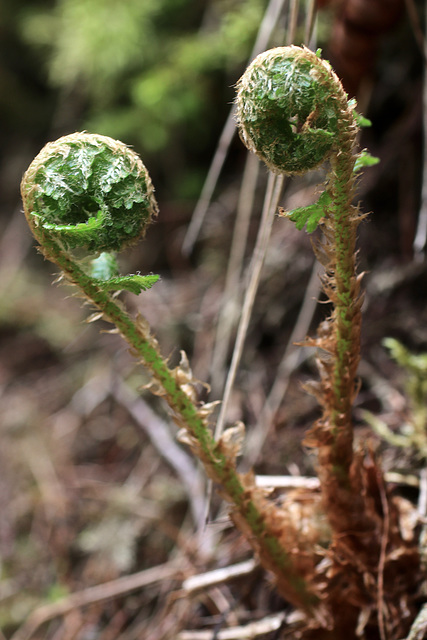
(21, 131), (319, 614)
(306, 69), (363, 515)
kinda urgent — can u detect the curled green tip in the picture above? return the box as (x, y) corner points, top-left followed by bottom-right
(21, 132), (158, 253)
(235, 46), (343, 175)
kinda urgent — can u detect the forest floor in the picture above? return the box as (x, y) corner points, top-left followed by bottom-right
(1, 142), (427, 639)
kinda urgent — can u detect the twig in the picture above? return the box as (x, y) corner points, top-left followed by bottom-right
(377, 467), (390, 640)
(10, 561), (184, 640)
(182, 0), (288, 254)
(402, 603), (427, 640)
(304, 0), (317, 45)
(0, 206), (32, 294)
(21, 436), (68, 519)
(215, 173), (283, 439)
(182, 559), (257, 595)
(404, 0), (426, 60)
(246, 260), (321, 465)
(255, 473), (419, 489)
(418, 467), (427, 517)
(412, 0), (427, 258)
(286, 0), (299, 44)
(417, 467), (427, 575)
(383, 471), (419, 488)
(182, 108), (237, 255)
(255, 475), (320, 490)
(112, 380), (206, 529)
(210, 152), (260, 397)
(176, 612), (293, 640)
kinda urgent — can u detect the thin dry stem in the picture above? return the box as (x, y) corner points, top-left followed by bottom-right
(210, 152), (260, 397)
(11, 562), (184, 640)
(246, 259), (321, 465)
(214, 173), (283, 439)
(182, 0), (288, 254)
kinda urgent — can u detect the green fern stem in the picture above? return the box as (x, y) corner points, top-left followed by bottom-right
(21, 132), (319, 614)
(37, 225), (318, 612)
(320, 95), (361, 488)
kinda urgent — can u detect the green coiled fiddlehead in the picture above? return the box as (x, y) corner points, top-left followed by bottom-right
(21, 131), (321, 616)
(21, 132), (160, 294)
(236, 47), (339, 175)
(22, 132), (157, 252)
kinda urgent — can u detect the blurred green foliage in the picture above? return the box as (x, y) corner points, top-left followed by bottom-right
(19, 0), (269, 198)
(364, 339), (427, 460)
(384, 338), (427, 447)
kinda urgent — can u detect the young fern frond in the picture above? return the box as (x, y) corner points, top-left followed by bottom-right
(21, 131), (320, 616)
(21, 133), (160, 295)
(235, 49), (420, 633)
(22, 133), (157, 252)
(236, 45), (366, 529)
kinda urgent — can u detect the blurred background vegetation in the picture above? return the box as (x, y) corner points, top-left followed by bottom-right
(1, 0), (270, 205)
(0, 1), (426, 638)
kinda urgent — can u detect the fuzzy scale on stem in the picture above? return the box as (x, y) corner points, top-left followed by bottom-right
(21, 132), (319, 614)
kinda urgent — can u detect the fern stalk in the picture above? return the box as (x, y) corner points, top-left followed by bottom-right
(235, 45), (366, 530)
(21, 131), (319, 614)
(311, 73), (362, 497)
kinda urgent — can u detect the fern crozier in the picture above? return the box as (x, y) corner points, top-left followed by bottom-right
(235, 46), (342, 174)
(21, 132), (158, 253)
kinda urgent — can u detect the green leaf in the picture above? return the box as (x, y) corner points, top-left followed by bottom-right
(353, 150), (380, 173)
(282, 190), (331, 233)
(96, 273), (160, 295)
(283, 148), (379, 233)
(354, 113), (372, 128)
(348, 99), (372, 128)
(42, 210), (106, 248)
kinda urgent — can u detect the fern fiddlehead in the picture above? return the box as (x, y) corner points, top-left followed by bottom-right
(236, 46), (369, 533)
(234, 46), (426, 639)
(21, 131), (320, 615)
(21, 132), (161, 295)
(236, 46), (339, 175)
(22, 132), (157, 252)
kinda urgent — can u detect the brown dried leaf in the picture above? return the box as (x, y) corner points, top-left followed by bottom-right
(217, 422), (245, 461)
